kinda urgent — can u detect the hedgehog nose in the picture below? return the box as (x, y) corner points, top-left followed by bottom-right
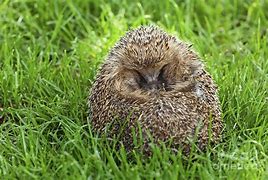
(147, 80), (160, 92)
(149, 82), (158, 91)
(145, 73), (160, 91)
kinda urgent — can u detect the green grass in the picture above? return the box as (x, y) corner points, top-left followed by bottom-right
(0, 0), (267, 179)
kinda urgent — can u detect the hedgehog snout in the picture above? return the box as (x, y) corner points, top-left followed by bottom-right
(137, 70), (166, 91)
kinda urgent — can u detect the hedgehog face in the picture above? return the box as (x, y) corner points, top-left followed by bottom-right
(107, 26), (202, 98)
(135, 64), (168, 91)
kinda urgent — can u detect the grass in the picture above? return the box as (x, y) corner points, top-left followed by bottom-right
(0, 0), (267, 179)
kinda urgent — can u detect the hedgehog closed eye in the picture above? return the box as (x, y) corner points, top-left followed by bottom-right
(157, 64), (168, 86)
(89, 25), (222, 155)
(135, 71), (147, 88)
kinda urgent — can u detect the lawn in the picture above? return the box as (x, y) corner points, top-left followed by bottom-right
(0, 0), (267, 179)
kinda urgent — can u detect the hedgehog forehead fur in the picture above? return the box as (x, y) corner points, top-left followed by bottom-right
(109, 25), (198, 69)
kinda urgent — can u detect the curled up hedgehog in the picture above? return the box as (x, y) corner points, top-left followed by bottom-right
(89, 25), (222, 155)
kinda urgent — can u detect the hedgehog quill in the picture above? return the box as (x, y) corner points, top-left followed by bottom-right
(89, 25), (222, 155)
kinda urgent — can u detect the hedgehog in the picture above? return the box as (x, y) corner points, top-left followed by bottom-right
(89, 25), (222, 155)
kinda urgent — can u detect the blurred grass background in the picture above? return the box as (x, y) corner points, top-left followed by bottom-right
(0, 0), (267, 179)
